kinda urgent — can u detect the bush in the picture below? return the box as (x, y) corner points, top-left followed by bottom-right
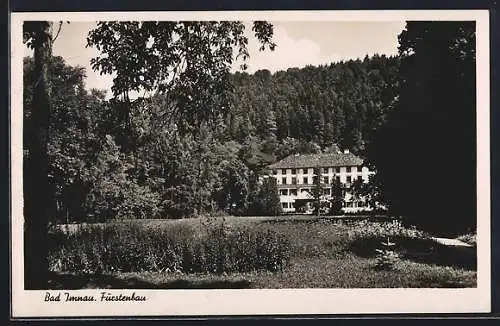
(374, 237), (400, 270)
(346, 219), (428, 242)
(47, 220), (291, 275)
(457, 233), (476, 247)
(344, 220), (443, 268)
(247, 177), (282, 216)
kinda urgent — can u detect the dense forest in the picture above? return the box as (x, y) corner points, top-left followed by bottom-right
(227, 55), (400, 157)
(23, 54), (399, 223)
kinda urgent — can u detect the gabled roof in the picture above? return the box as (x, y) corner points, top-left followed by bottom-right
(267, 152), (363, 169)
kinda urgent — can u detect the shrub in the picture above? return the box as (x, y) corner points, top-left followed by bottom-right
(374, 237), (400, 270)
(47, 219), (291, 275)
(345, 219), (439, 266)
(457, 233), (476, 247)
(346, 219), (428, 242)
(247, 178), (282, 216)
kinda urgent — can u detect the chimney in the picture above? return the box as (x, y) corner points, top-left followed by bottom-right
(329, 143), (341, 154)
(343, 149), (349, 154)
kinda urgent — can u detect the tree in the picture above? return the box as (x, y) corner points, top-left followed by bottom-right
(86, 21), (276, 135)
(357, 174), (388, 215)
(83, 21), (279, 220)
(24, 56), (109, 224)
(248, 177), (282, 216)
(368, 21), (476, 235)
(25, 55), (165, 224)
(23, 21), (54, 289)
(311, 167), (329, 217)
(329, 177), (345, 215)
(215, 159), (250, 215)
(83, 135), (162, 221)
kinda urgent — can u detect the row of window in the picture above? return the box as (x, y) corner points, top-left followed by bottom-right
(281, 201), (368, 209)
(274, 166), (364, 175)
(343, 201), (368, 208)
(279, 188), (334, 196)
(280, 189), (299, 196)
(276, 175), (363, 185)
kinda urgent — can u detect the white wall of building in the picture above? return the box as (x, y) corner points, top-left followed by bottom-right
(270, 165), (375, 214)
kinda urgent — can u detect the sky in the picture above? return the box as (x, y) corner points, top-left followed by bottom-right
(25, 21), (406, 97)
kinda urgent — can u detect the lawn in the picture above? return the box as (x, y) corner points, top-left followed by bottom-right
(46, 216), (477, 289)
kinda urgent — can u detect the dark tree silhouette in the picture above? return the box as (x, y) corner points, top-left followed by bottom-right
(368, 21), (476, 235)
(23, 21), (54, 289)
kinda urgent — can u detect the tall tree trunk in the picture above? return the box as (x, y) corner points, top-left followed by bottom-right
(24, 21), (53, 289)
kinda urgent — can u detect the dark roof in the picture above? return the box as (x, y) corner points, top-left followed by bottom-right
(267, 152), (363, 169)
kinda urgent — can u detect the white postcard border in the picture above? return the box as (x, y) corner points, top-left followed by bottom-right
(10, 9), (491, 317)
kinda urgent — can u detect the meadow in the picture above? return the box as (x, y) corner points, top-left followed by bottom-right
(46, 216), (477, 289)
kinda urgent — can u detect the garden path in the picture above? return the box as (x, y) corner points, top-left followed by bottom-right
(431, 237), (473, 247)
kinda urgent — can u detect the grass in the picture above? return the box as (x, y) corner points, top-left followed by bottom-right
(46, 216), (477, 289)
(48, 217), (291, 275)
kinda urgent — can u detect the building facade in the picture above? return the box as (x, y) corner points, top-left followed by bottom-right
(265, 149), (375, 214)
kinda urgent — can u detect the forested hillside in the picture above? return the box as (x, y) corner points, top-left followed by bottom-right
(23, 54), (399, 222)
(227, 55), (400, 158)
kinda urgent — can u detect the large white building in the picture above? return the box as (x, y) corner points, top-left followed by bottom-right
(265, 149), (375, 214)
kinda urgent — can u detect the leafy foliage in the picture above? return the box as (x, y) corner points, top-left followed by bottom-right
(48, 220), (291, 274)
(329, 178), (346, 215)
(310, 167), (329, 216)
(248, 177), (283, 216)
(24, 57), (165, 223)
(87, 21), (275, 134)
(347, 219), (428, 241)
(27, 21), (472, 228)
(23, 51), (402, 222)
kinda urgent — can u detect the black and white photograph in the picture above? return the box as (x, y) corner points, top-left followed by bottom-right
(10, 10), (491, 317)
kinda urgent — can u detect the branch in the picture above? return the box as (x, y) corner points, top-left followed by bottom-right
(52, 21), (63, 43)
